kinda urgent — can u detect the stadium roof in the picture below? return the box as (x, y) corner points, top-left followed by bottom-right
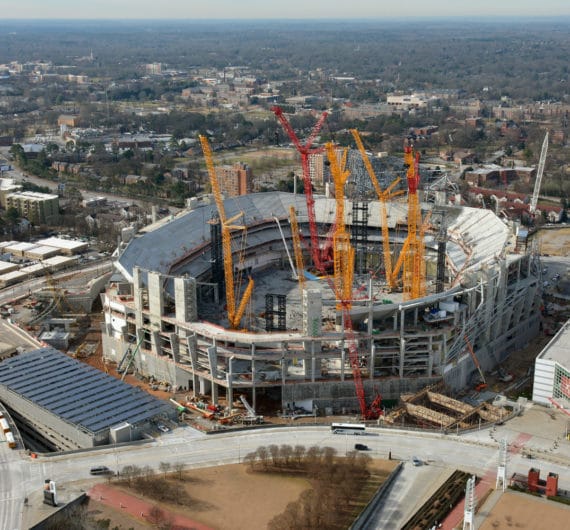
(116, 191), (511, 287)
(0, 347), (173, 435)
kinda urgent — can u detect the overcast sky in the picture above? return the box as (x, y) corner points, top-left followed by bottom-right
(3, 0), (570, 19)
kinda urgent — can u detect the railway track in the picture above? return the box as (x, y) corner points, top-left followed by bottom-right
(401, 469), (473, 530)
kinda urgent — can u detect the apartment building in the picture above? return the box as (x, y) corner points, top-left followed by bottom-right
(5, 191), (60, 224)
(217, 162), (253, 197)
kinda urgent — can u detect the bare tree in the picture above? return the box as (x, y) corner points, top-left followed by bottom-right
(243, 452), (257, 471)
(148, 505), (166, 526)
(159, 461), (172, 478)
(279, 444), (293, 468)
(256, 446), (270, 470)
(293, 445), (306, 467)
(173, 461), (185, 481)
(268, 444), (280, 466)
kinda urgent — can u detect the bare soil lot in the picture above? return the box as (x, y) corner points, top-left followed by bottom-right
(538, 227), (570, 257)
(88, 460), (398, 530)
(479, 490), (570, 530)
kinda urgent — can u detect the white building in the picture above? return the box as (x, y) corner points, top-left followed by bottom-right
(532, 320), (570, 409)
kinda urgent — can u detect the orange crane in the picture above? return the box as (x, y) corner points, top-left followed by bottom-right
(326, 142), (353, 305)
(199, 135), (254, 329)
(326, 142), (381, 420)
(350, 129), (404, 289)
(402, 143), (426, 300)
(390, 211), (431, 288)
(289, 205), (306, 292)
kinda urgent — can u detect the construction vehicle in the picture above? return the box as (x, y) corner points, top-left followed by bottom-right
(464, 335), (487, 391)
(239, 395), (264, 424)
(200, 135), (254, 330)
(272, 106), (328, 271)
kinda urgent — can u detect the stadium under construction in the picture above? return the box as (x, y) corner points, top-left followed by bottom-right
(101, 178), (542, 420)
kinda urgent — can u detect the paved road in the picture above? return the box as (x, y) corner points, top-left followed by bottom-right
(0, 147), (153, 209)
(5, 412), (569, 530)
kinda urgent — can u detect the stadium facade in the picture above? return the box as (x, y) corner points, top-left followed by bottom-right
(101, 192), (542, 414)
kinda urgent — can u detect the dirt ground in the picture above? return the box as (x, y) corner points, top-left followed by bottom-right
(87, 460), (398, 530)
(537, 227), (570, 256)
(479, 490), (570, 530)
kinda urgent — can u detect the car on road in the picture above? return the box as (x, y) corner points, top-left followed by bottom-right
(412, 456), (422, 466)
(354, 443), (369, 451)
(90, 466), (113, 476)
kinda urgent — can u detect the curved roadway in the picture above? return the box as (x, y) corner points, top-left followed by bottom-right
(2, 410), (569, 530)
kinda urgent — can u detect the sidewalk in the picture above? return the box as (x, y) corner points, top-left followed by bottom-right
(88, 483), (214, 530)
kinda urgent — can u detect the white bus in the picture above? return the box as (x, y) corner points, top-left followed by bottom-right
(331, 422), (366, 435)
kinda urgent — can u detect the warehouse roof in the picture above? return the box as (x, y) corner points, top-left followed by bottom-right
(0, 347), (173, 435)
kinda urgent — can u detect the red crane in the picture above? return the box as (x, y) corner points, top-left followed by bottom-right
(272, 106), (328, 271)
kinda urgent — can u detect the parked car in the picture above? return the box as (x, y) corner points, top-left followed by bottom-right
(412, 456), (422, 466)
(354, 443), (369, 451)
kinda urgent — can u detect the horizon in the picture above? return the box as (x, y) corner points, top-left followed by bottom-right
(2, 0), (570, 20)
(2, 15), (570, 23)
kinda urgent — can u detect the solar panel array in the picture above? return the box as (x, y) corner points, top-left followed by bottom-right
(0, 348), (173, 435)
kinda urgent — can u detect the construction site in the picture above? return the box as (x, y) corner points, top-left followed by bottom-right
(98, 110), (545, 429)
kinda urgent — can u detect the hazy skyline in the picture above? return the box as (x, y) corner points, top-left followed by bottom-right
(3, 0), (570, 19)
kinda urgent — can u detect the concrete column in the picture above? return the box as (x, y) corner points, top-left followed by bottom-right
(227, 356), (234, 407)
(133, 267), (144, 329)
(340, 349), (345, 381)
(227, 384), (233, 410)
(311, 341), (316, 383)
(370, 343), (375, 380)
(281, 355), (287, 384)
(170, 332), (179, 362)
(175, 276), (197, 323)
(428, 336), (434, 376)
(148, 271), (164, 331)
(399, 338), (405, 378)
(151, 330), (160, 356)
(303, 289), (322, 353)
(251, 346), (256, 412)
(211, 381), (218, 404)
(199, 376), (210, 396)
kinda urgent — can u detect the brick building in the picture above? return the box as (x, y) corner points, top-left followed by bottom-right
(217, 162), (253, 197)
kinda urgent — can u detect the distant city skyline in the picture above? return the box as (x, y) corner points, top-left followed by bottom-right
(3, 0), (570, 19)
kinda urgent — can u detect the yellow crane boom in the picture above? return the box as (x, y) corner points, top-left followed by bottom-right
(199, 135), (254, 329)
(326, 142), (354, 305)
(350, 129), (404, 289)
